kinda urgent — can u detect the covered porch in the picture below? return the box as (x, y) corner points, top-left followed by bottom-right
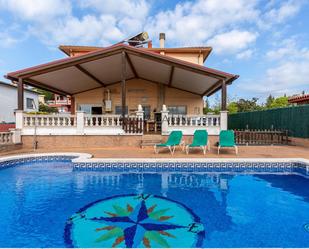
(7, 44), (238, 137)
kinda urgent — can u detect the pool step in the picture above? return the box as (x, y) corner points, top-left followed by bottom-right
(140, 135), (162, 148)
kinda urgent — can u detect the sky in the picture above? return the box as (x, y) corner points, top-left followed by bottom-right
(0, 0), (309, 104)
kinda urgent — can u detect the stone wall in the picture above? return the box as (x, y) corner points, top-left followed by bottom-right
(21, 135), (219, 149)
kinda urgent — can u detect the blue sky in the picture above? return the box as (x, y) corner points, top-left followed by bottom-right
(0, 0), (308, 104)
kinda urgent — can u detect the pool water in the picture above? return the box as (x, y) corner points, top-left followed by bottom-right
(0, 161), (309, 248)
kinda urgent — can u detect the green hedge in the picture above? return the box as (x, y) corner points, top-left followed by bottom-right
(228, 105), (309, 138)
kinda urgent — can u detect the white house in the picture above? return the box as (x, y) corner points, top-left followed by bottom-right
(0, 81), (39, 123)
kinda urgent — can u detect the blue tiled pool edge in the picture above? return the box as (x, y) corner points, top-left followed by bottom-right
(0, 153), (308, 177)
(73, 160), (309, 176)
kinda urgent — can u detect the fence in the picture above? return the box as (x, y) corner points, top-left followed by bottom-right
(228, 105), (309, 138)
(234, 129), (289, 145)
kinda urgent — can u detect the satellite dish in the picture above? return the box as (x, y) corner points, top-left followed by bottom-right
(119, 32), (150, 47)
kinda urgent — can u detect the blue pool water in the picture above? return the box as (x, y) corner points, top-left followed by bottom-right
(0, 160), (309, 248)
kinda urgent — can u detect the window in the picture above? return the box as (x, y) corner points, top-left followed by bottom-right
(168, 106), (187, 115)
(78, 104), (103, 114)
(142, 105), (151, 120)
(115, 106), (128, 115)
(26, 98), (34, 109)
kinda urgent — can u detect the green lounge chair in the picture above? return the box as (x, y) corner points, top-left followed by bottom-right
(186, 130), (209, 154)
(154, 130), (184, 155)
(218, 130), (238, 154)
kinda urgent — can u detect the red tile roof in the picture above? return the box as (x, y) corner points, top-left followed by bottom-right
(288, 94), (309, 103)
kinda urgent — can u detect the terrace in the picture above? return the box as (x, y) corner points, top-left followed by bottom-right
(6, 43), (237, 143)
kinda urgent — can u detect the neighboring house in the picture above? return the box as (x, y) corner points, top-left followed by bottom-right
(46, 94), (72, 113)
(0, 81), (39, 123)
(288, 93), (309, 105)
(5, 32), (238, 148)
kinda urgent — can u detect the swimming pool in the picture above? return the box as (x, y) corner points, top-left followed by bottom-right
(0, 154), (309, 248)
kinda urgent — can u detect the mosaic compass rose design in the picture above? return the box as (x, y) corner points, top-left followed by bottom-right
(64, 194), (205, 248)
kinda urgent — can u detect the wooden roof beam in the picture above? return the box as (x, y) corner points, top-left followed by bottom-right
(24, 78), (71, 96)
(202, 79), (222, 97)
(75, 64), (106, 87)
(125, 53), (138, 78)
(168, 66), (175, 87)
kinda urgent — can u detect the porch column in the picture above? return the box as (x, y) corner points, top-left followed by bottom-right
(161, 104), (169, 135)
(220, 80), (228, 130)
(121, 51), (126, 120)
(76, 111), (85, 135)
(17, 78), (24, 110)
(135, 104), (144, 134)
(221, 80), (227, 111)
(70, 96), (75, 114)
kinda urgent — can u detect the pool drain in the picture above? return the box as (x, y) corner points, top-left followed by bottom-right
(304, 223), (309, 233)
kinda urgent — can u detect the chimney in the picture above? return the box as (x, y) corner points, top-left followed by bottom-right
(148, 40), (152, 48)
(159, 33), (165, 48)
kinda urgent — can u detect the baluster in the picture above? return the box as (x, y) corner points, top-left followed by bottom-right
(56, 117), (60, 126)
(210, 117), (214, 126)
(40, 117), (44, 126)
(179, 115), (183, 126)
(29, 117), (33, 126)
(111, 116), (114, 126)
(94, 116), (98, 126)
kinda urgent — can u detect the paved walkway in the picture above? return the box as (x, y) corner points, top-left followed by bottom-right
(1, 145), (308, 159)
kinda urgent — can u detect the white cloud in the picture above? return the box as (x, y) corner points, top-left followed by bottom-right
(145, 0), (259, 47)
(264, 0), (302, 24)
(0, 0), (150, 46)
(251, 61), (309, 95)
(236, 49), (254, 59)
(0, 31), (19, 47)
(0, 0), (71, 21)
(241, 40), (309, 96)
(79, 0), (149, 20)
(208, 30), (258, 54)
(32, 15), (124, 46)
(266, 38), (309, 61)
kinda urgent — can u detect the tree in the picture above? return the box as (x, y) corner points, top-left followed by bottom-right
(39, 103), (58, 113)
(35, 89), (54, 101)
(203, 99), (211, 114)
(269, 96), (289, 108)
(265, 94), (275, 108)
(227, 102), (238, 114)
(236, 98), (262, 112)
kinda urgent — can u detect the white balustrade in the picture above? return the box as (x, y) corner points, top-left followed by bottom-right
(23, 114), (76, 127)
(167, 115), (220, 127)
(19, 110), (144, 135)
(0, 132), (13, 144)
(84, 115), (121, 127)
